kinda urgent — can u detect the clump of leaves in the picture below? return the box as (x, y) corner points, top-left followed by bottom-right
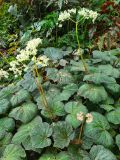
(0, 48), (120, 159)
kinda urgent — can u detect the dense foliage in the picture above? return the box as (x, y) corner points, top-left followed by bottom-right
(0, 0), (120, 159)
(0, 48), (120, 159)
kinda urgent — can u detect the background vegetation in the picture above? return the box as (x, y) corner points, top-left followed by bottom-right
(0, 0), (120, 159)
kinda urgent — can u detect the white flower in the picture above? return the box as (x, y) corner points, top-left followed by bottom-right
(26, 38), (42, 50)
(86, 113), (93, 123)
(16, 38), (42, 63)
(68, 8), (76, 14)
(16, 49), (30, 62)
(58, 10), (71, 22)
(36, 55), (49, 67)
(58, 8), (99, 24)
(58, 24), (63, 28)
(77, 112), (84, 121)
(78, 8), (99, 23)
(77, 112), (93, 124)
(64, 0), (68, 4)
(0, 69), (9, 79)
(9, 60), (22, 76)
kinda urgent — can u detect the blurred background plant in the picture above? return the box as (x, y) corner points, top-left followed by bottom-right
(0, 0), (120, 86)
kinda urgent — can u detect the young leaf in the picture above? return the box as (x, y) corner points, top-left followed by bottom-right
(78, 83), (108, 103)
(84, 112), (113, 147)
(53, 121), (74, 149)
(65, 101), (88, 128)
(9, 102), (38, 123)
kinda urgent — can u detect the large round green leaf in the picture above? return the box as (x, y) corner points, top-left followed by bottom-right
(0, 144), (26, 160)
(84, 112), (113, 147)
(12, 116), (42, 144)
(65, 101), (88, 128)
(9, 102), (38, 123)
(90, 145), (117, 160)
(30, 122), (52, 148)
(78, 83), (108, 103)
(53, 121), (74, 149)
(106, 107), (120, 124)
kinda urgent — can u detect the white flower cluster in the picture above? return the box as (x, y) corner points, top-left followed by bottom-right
(64, 0), (68, 4)
(58, 11), (70, 22)
(78, 8), (99, 23)
(33, 55), (49, 67)
(9, 38), (48, 78)
(0, 69), (9, 79)
(58, 8), (98, 23)
(77, 112), (93, 123)
(16, 38), (42, 62)
(58, 8), (76, 22)
(9, 61), (22, 77)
